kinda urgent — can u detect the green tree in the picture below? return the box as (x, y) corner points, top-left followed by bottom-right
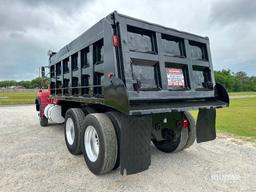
(215, 69), (255, 92)
(30, 77), (49, 89)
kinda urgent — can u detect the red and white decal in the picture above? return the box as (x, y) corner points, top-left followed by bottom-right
(166, 68), (185, 88)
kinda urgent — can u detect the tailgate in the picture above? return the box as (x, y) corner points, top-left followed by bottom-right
(109, 12), (229, 115)
(118, 16), (216, 100)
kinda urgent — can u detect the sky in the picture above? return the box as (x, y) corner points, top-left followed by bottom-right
(0, 0), (255, 80)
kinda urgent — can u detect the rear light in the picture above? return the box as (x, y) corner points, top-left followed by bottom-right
(107, 73), (113, 78)
(112, 35), (119, 47)
(183, 119), (189, 129)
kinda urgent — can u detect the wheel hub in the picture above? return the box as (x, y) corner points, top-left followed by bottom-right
(84, 125), (99, 162)
(66, 118), (75, 145)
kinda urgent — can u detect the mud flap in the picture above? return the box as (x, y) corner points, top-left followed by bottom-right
(119, 115), (152, 175)
(196, 108), (216, 143)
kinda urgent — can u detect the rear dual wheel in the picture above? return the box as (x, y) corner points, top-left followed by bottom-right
(152, 127), (189, 153)
(153, 112), (196, 153)
(81, 113), (118, 175)
(64, 109), (118, 175)
(64, 108), (84, 155)
(183, 112), (196, 149)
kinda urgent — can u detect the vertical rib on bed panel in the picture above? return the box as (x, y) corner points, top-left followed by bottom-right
(68, 56), (72, 96)
(156, 32), (167, 90)
(89, 45), (94, 97)
(60, 60), (63, 96)
(53, 64), (57, 95)
(184, 39), (194, 91)
(50, 64), (56, 96)
(77, 51), (82, 96)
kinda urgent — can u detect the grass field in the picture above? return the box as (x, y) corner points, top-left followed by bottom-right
(229, 92), (256, 96)
(0, 91), (255, 141)
(0, 92), (37, 105)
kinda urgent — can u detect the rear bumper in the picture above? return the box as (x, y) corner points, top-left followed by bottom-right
(129, 98), (227, 115)
(128, 83), (229, 115)
(104, 77), (229, 115)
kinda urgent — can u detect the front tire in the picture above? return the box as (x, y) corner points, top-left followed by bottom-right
(81, 113), (117, 175)
(64, 108), (84, 155)
(36, 97), (48, 127)
(40, 116), (48, 127)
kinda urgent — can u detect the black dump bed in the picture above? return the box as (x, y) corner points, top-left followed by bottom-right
(48, 11), (229, 115)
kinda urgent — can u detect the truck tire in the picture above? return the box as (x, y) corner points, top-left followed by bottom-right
(40, 116), (48, 127)
(184, 111), (196, 149)
(36, 97), (48, 127)
(35, 97), (40, 111)
(153, 127), (188, 153)
(105, 111), (121, 170)
(81, 113), (117, 175)
(64, 108), (84, 155)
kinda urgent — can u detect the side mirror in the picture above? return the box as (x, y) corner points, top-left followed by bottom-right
(41, 67), (45, 77)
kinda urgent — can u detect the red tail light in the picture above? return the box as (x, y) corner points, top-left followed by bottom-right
(112, 35), (119, 47)
(107, 73), (113, 78)
(183, 119), (189, 129)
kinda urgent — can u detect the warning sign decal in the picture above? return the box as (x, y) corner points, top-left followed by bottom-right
(166, 68), (185, 88)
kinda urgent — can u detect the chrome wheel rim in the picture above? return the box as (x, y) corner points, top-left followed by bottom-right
(66, 118), (75, 145)
(84, 125), (99, 162)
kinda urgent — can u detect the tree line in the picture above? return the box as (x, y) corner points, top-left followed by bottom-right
(214, 70), (256, 92)
(0, 70), (255, 92)
(0, 77), (49, 89)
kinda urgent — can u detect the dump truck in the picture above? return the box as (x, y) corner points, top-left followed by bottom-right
(35, 11), (229, 175)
